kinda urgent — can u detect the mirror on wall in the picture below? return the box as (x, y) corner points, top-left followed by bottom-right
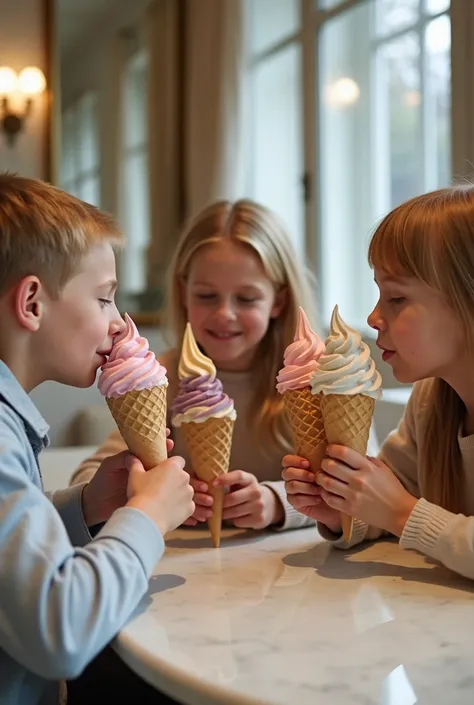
(57, 0), (160, 325)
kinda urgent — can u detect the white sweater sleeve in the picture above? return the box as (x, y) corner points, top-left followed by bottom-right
(399, 498), (474, 580)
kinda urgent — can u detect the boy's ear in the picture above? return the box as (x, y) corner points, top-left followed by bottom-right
(14, 276), (46, 332)
(270, 285), (288, 319)
(179, 275), (188, 310)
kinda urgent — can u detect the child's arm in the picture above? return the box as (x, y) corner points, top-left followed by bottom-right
(70, 429), (126, 485)
(396, 500), (474, 580)
(0, 409), (185, 680)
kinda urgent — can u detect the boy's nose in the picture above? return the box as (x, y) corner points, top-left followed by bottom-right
(367, 303), (385, 332)
(110, 308), (126, 337)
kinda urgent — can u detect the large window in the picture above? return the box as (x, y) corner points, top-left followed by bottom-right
(319, 0), (451, 326)
(119, 50), (150, 296)
(61, 92), (100, 206)
(246, 0), (452, 330)
(246, 0), (305, 252)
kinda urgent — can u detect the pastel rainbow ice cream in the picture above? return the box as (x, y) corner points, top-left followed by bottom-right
(99, 313), (169, 470)
(310, 306), (382, 399)
(172, 323), (236, 426)
(172, 323), (235, 548)
(99, 313), (168, 397)
(276, 307), (325, 393)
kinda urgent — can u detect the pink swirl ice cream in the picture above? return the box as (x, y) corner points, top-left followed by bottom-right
(172, 323), (236, 427)
(98, 313), (168, 398)
(276, 307), (325, 393)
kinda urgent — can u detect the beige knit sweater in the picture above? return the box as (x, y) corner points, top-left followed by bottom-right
(71, 349), (379, 531)
(320, 377), (474, 580)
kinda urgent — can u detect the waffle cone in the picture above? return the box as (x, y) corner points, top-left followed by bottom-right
(320, 393), (375, 542)
(106, 385), (168, 470)
(283, 388), (327, 472)
(180, 416), (234, 547)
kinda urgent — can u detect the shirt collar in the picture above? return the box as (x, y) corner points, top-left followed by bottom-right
(0, 361), (50, 442)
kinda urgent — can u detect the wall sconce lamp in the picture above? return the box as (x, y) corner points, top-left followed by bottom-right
(0, 66), (47, 146)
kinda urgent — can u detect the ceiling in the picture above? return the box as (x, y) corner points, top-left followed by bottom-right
(58, 0), (121, 57)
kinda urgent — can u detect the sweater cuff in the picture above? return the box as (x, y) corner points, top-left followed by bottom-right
(52, 483), (92, 547)
(317, 517), (370, 549)
(261, 480), (316, 531)
(96, 507), (165, 577)
(400, 497), (453, 554)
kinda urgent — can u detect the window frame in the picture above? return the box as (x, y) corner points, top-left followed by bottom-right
(247, 0), (471, 332)
(118, 48), (151, 297)
(60, 91), (100, 206)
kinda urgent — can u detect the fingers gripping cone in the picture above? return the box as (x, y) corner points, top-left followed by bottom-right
(310, 305), (382, 544)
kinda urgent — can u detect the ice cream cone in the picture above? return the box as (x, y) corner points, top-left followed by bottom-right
(320, 392), (375, 542)
(311, 306), (382, 545)
(99, 313), (169, 471)
(283, 388), (327, 472)
(172, 323), (236, 547)
(276, 307), (327, 473)
(180, 416), (234, 548)
(107, 385), (168, 470)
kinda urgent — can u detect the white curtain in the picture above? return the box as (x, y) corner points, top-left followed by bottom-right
(184, 0), (246, 217)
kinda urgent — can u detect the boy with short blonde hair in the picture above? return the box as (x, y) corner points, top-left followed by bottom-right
(0, 174), (194, 705)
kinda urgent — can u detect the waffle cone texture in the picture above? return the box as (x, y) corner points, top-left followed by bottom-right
(180, 416), (234, 547)
(283, 388), (327, 472)
(320, 393), (375, 542)
(106, 385), (168, 470)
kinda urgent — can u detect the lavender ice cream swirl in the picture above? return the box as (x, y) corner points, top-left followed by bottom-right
(172, 375), (235, 426)
(172, 323), (236, 426)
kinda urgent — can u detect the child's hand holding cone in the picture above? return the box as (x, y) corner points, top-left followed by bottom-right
(310, 306), (382, 542)
(172, 323), (236, 547)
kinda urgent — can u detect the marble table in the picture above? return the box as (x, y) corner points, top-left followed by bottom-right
(114, 526), (474, 705)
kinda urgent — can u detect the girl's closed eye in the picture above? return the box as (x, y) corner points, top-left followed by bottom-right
(238, 295), (258, 304)
(195, 292), (216, 301)
(387, 296), (406, 305)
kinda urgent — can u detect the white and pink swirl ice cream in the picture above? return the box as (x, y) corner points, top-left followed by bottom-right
(172, 323), (236, 427)
(276, 307), (325, 394)
(310, 306), (382, 399)
(98, 313), (168, 398)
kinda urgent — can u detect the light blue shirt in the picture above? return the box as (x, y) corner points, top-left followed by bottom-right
(0, 362), (164, 705)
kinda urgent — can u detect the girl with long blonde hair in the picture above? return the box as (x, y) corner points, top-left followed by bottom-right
(74, 199), (323, 530)
(284, 185), (474, 579)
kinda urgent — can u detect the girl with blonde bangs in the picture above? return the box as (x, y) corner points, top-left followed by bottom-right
(73, 199), (324, 532)
(283, 185), (474, 580)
